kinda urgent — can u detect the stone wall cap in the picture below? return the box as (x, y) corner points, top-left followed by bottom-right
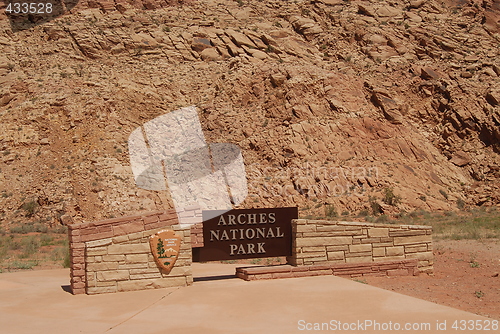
(400, 224), (432, 230)
(67, 210), (177, 230)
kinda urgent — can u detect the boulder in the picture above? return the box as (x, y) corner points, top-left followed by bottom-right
(450, 151), (471, 167)
(200, 48), (221, 61)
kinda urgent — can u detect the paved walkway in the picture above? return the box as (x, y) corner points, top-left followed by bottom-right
(0, 264), (492, 333)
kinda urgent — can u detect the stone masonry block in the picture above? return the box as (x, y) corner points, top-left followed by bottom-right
(386, 246), (404, 256)
(373, 255), (405, 261)
(390, 230), (427, 237)
(361, 238), (381, 244)
(368, 228), (389, 238)
(102, 255), (126, 262)
(303, 255), (328, 262)
(372, 247), (385, 257)
(72, 269), (85, 277)
(296, 236), (351, 247)
(96, 281), (118, 287)
(326, 245), (349, 251)
(96, 270), (130, 282)
(72, 282), (86, 289)
(394, 235), (432, 245)
(130, 267), (160, 275)
(82, 231), (113, 242)
(113, 220), (144, 236)
(117, 280), (154, 292)
(315, 226), (348, 232)
(345, 251), (372, 258)
(126, 254), (149, 263)
(119, 263), (148, 270)
(86, 247), (107, 256)
(301, 246), (326, 252)
(372, 242), (394, 247)
(72, 256), (85, 264)
(406, 252), (433, 261)
(349, 244), (372, 253)
(86, 238), (112, 248)
(107, 243), (150, 255)
(327, 251), (345, 260)
(128, 232), (144, 241)
(71, 249), (84, 257)
(152, 276), (188, 289)
(297, 225), (317, 232)
(405, 245), (428, 253)
(345, 256), (372, 264)
(112, 235), (129, 243)
(87, 262), (119, 271)
(296, 251), (327, 259)
(164, 266), (192, 277)
(130, 273), (162, 280)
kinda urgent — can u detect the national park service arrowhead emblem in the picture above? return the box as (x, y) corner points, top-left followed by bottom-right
(149, 229), (181, 274)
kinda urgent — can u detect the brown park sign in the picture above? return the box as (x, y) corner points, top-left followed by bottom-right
(149, 229), (181, 274)
(193, 207), (298, 262)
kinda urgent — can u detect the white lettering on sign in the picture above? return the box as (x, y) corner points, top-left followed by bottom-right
(217, 213), (276, 226)
(229, 242), (266, 255)
(209, 227), (284, 241)
(210, 211), (284, 256)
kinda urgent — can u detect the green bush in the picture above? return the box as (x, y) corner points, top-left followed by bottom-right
(50, 225), (68, 234)
(324, 205), (338, 218)
(375, 214), (389, 224)
(8, 261), (38, 270)
(20, 236), (40, 258)
(369, 196), (382, 215)
(40, 234), (54, 246)
(21, 201), (39, 217)
(357, 209), (369, 217)
(383, 188), (401, 206)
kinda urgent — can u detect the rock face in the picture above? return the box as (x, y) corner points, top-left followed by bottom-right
(0, 0), (499, 227)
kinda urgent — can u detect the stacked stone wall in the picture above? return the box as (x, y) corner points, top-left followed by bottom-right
(68, 209), (193, 295)
(288, 219), (433, 274)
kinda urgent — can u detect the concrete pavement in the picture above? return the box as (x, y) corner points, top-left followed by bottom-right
(0, 264), (493, 333)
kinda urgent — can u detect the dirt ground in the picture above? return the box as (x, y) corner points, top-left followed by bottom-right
(363, 239), (500, 320)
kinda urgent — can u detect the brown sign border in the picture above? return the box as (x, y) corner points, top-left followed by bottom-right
(193, 207), (298, 262)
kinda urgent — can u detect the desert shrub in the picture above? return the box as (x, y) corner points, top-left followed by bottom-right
(21, 201), (39, 217)
(50, 225), (68, 234)
(8, 261), (38, 270)
(33, 222), (48, 233)
(383, 188), (401, 206)
(20, 236), (40, 258)
(364, 216), (375, 223)
(324, 205), (338, 218)
(357, 209), (369, 217)
(10, 224), (35, 234)
(375, 214), (389, 224)
(51, 240), (70, 268)
(369, 196), (382, 215)
(40, 234), (54, 246)
(456, 198), (465, 210)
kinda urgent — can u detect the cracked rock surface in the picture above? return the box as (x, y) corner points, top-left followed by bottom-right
(0, 0), (498, 226)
